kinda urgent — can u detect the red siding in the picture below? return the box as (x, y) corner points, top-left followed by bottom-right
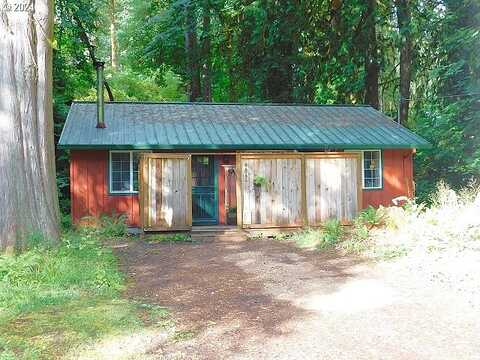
(70, 150), (140, 226)
(70, 149), (414, 227)
(362, 149), (414, 208)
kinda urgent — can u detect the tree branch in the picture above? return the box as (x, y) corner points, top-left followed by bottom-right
(70, 12), (115, 101)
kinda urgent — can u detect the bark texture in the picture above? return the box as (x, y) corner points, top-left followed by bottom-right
(395, 0), (412, 125)
(71, 11), (115, 101)
(0, 0), (60, 251)
(185, 0), (201, 101)
(201, 0), (212, 102)
(364, 0), (380, 109)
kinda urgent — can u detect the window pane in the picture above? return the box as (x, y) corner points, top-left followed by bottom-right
(111, 152), (132, 192)
(112, 161), (122, 172)
(363, 151), (381, 188)
(112, 152), (130, 162)
(112, 181), (130, 192)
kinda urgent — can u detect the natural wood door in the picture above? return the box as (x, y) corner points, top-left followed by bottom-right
(140, 154), (192, 231)
(239, 154), (303, 227)
(305, 153), (362, 224)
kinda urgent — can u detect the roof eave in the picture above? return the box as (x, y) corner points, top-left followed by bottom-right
(57, 143), (431, 150)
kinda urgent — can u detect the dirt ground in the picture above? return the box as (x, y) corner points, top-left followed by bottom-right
(115, 238), (480, 360)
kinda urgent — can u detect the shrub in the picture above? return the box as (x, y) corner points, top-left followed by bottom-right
(356, 206), (384, 228)
(289, 220), (343, 250)
(320, 219), (343, 249)
(78, 214), (128, 239)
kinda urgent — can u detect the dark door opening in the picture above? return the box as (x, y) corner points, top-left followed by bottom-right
(192, 155), (218, 225)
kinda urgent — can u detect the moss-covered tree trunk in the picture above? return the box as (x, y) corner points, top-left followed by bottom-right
(0, 0), (60, 252)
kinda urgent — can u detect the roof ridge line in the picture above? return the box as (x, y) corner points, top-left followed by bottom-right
(71, 100), (372, 107)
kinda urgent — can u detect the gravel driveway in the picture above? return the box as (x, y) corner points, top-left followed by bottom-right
(116, 238), (480, 360)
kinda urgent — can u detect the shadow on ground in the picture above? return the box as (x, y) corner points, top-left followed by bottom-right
(114, 237), (366, 356)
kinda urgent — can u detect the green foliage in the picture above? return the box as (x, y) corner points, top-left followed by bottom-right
(356, 206), (384, 228)
(321, 219), (344, 248)
(289, 220), (343, 250)
(253, 175), (268, 187)
(144, 233), (192, 243)
(0, 223), (170, 359)
(78, 214), (128, 239)
(340, 209), (378, 254)
(80, 69), (186, 102)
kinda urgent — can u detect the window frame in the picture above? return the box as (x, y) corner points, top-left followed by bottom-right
(360, 149), (383, 190)
(109, 150), (144, 195)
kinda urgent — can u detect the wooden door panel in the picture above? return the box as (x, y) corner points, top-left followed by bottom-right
(140, 154), (192, 231)
(305, 153), (361, 224)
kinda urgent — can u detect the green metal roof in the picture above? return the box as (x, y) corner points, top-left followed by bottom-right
(58, 101), (430, 150)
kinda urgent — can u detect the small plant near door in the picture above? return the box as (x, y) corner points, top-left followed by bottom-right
(253, 175), (268, 188)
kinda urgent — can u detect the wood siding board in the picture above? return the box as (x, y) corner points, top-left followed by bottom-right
(265, 160), (272, 224)
(314, 159), (321, 224)
(306, 159), (314, 225)
(271, 159), (277, 225)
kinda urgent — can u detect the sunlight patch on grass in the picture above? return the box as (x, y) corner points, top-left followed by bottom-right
(0, 217), (173, 359)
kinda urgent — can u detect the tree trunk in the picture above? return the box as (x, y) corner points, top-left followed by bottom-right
(109, 0), (119, 70)
(395, 0), (412, 125)
(201, 0), (212, 102)
(0, 0), (60, 252)
(364, 0), (380, 109)
(185, 0), (201, 101)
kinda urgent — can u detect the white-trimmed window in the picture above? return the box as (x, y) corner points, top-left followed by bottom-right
(361, 150), (382, 189)
(109, 151), (141, 193)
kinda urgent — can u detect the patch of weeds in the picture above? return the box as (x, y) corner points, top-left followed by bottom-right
(375, 245), (409, 260)
(144, 233), (192, 243)
(290, 220), (343, 250)
(247, 232), (264, 241)
(78, 214), (128, 239)
(136, 303), (173, 329)
(319, 219), (343, 249)
(97, 215), (128, 238)
(290, 228), (321, 248)
(341, 224), (370, 254)
(271, 232), (292, 241)
(357, 206), (384, 228)
(0, 220), (171, 359)
(340, 209), (376, 254)
(0, 298), (146, 359)
(172, 329), (197, 343)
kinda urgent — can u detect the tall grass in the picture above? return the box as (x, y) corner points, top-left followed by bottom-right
(0, 216), (170, 359)
(342, 182), (480, 257)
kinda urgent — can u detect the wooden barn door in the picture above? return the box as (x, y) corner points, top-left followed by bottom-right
(140, 154), (192, 231)
(305, 153), (362, 224)
(238, 153), (303, 228)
